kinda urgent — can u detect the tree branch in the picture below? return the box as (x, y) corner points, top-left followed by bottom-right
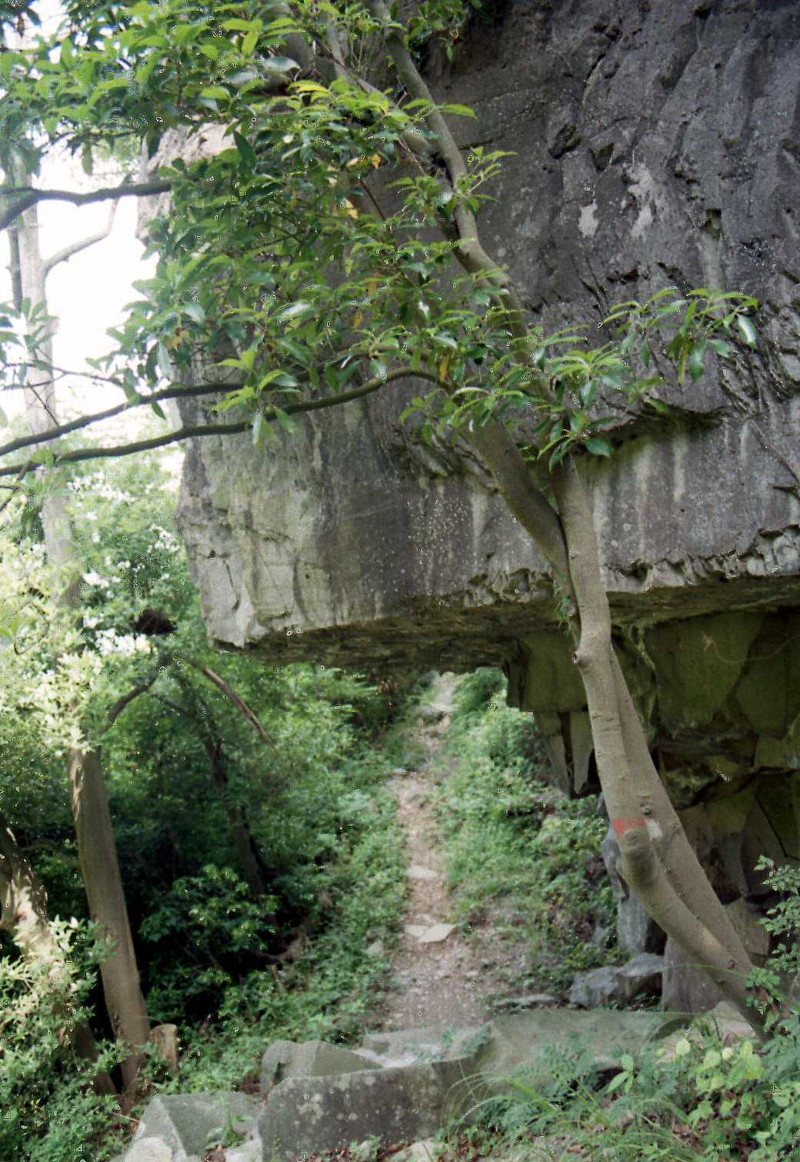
(107, 665), (166, 726)
(0, 367), (439, 477)
(0, 381), (245, 460)
(43, 199), (119, 274)
(180, 657), (277, 750)
(0, 180), (171, 233)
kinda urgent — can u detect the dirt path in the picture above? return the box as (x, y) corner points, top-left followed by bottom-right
(379, 674), (494, 1030)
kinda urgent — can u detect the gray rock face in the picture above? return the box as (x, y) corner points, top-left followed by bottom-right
(178, 0), (800, 659)
(128, 1093), (259, 1161)
(258, 1062), (449, 1161)
(177, 1), (800, 800)
(260, 1038), (378, 1092)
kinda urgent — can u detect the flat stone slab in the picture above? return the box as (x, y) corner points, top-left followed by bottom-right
(258, 1063), (447, 1160)
(407, 864), (438, 881)
(261, 1038), (378, 1091)
(359, 1024), (488, 1068)
(476, 1009), (666, 1088)
(404, 922), (457, 944)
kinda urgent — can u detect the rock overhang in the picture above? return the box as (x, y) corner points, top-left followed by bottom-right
(173, 0), (800, 801)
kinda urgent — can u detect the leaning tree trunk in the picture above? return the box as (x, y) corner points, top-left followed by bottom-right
(363, 9), (762, 1022)
(464, 423), (757, 1020)
(10, 173), (150, 1086)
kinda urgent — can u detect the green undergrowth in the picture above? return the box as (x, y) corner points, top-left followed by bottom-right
(435, 669), (616, 991)
(165, 745), (407, 1092)
(449, 858), (800, 1162)
(453, 1006), (800, 1161)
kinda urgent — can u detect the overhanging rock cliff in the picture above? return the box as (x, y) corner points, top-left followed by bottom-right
(178, 0), (800, 896)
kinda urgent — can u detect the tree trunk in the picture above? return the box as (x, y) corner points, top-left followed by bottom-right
(551, 460), (756, 1020)
(357, 6), (762, 1021)
(0, 810), (68, 980)
(464, 426), (758, 1022)
(69, 749), (150, 1087)
(11, 176), (150, 1083)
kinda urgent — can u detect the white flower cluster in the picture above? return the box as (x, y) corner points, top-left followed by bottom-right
(82, 570), (110, 589)
(94, 630), (152, 657)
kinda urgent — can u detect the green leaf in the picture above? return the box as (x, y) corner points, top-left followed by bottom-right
(150, 400), (166, 420)
(156, 342), (172, 380)
(442, 103), (477, 118)
(233, 130), (257, 170)
(737, 315), (757, 347)
(263, 56), (299, 73)
(278, 302), (312, 322)
(183, 302), (206, 325)
(199, 86), (229, 101)
(688, 340), (706, 381)
(605, 1072), (629, 1094)
(271, 371), (300, 388)
(252, 410), (263, 444)
(585, 437), (612, 457)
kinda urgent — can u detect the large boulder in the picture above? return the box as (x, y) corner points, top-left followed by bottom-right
(177, 0), (800, 780)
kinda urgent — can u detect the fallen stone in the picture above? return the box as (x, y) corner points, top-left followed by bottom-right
(225, 1142), (261, 1162)
(132, 1093), (258, 1160)
(122, 1138), (174, 1162)
(404, 923), (457, 944)
(358, 1024), (488, 1068)
(475, 1009), (665, 1086)
(616, 953), (665, 997)
(407, 864), (438, 881)
(704, 1000), (761, 1043)
(567, 967), (620, 1008)
(569, 954), (663, 1008)
(260, 1039), (378, 1092)
(395, 1140), (444, 1161)
(658, 1001), (759, 1060)
(258, 1063), (447, 1160)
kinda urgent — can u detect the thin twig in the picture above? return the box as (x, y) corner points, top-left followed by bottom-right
(180, 656), (278, 750)
(0, 367), (439, 477)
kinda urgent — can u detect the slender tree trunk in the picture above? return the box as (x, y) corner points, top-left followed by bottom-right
(10, 174), (150, 1083)
(454, 422), (759, 1019)
(550, 461), (755, 1019)
(203, 737), (268, 898)
(69, 750), (150, 1087)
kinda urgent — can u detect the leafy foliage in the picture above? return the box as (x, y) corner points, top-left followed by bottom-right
(436, 672), (615, 990)
(0, 921), (123, 1162)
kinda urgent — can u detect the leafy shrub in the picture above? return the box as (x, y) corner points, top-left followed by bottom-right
(168, 755), (406, 1091)
(437, 673), (614, 987)
(140, 865), (278, 1020)
(0, 921), (122, 1162)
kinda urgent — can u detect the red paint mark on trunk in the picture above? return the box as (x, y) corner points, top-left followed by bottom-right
(611, 815), (646, 836)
